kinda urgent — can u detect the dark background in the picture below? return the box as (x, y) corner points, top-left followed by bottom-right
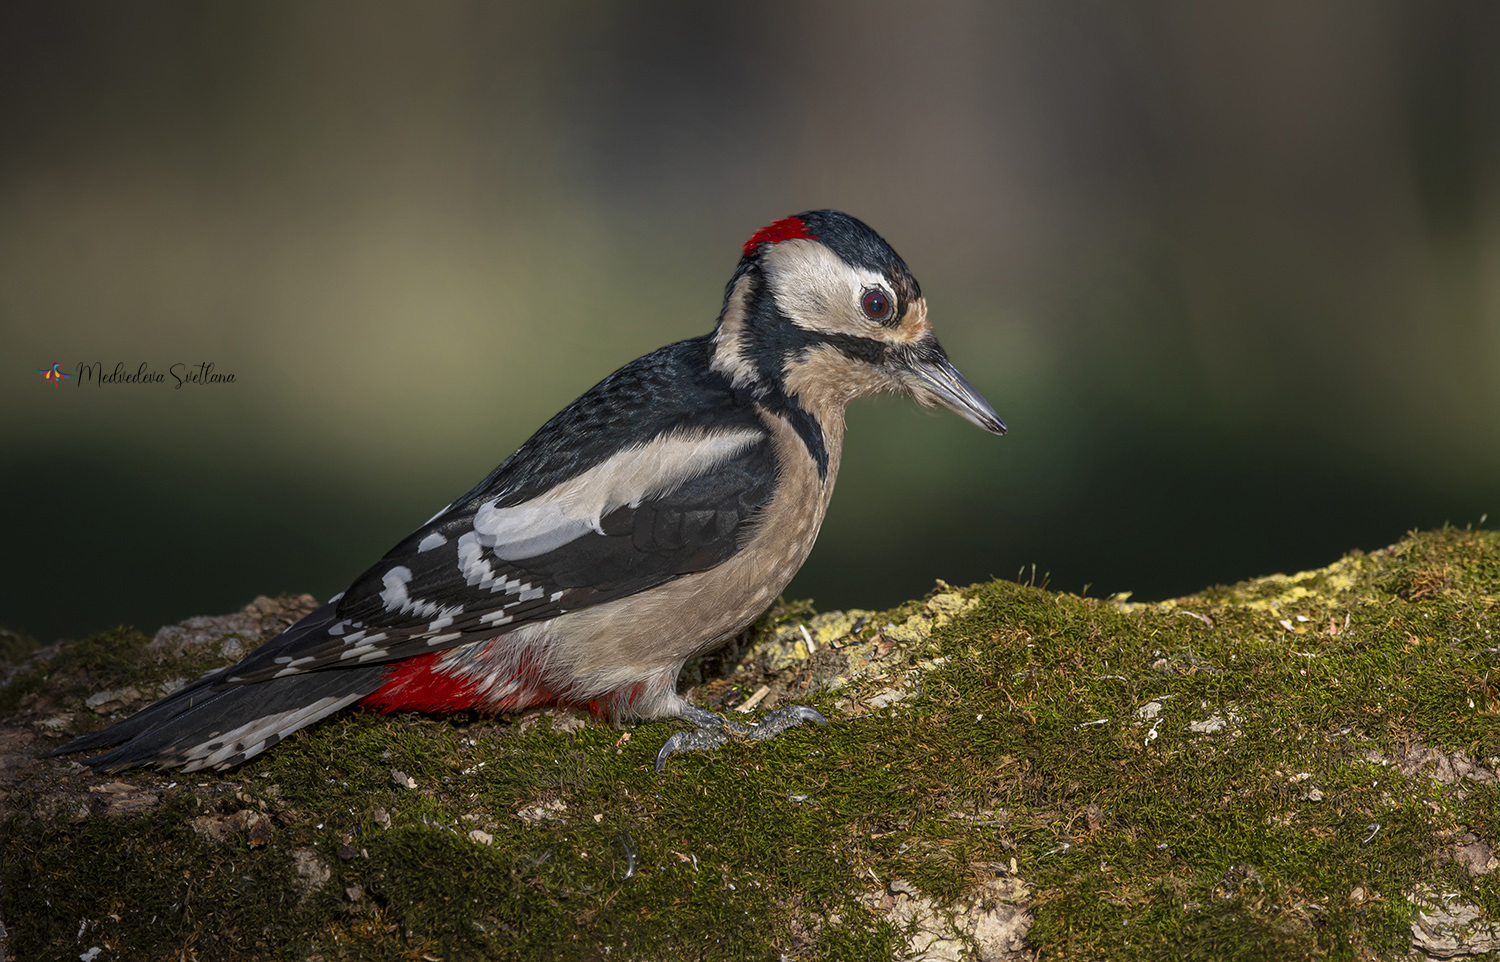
(3, 2), (1497, 644)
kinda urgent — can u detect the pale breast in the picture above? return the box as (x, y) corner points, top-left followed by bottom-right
(543, 404), (844, 694)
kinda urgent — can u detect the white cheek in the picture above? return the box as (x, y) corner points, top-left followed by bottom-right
(765, 241), (888, 334)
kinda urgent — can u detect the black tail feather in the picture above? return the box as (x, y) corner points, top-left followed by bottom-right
(50, 665), (233, 757)
(63, 666), (389, 771)
(50, 600), (390, 771)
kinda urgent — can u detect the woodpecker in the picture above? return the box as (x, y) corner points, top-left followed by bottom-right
(57, 210), (1006, 773)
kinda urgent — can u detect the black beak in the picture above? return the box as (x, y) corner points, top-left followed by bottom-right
(902, 343), (1007, 435)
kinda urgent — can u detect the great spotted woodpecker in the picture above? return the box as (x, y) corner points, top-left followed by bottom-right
(58, 210), (1006, 772)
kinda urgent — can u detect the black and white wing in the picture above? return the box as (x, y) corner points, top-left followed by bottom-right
(58, 337), (778, 769)
(218, 336), (776, 683)
(222, 421), (775, 683)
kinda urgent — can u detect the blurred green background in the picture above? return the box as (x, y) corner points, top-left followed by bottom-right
(3, 3), (1497, 644)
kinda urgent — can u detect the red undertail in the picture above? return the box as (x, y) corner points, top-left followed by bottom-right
(360, 651), (558, 714)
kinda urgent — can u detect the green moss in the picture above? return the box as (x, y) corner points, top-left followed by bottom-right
(5, 796), (325, 958)
(926, 527), (1499, 959)
(3, 528), (1498, 959)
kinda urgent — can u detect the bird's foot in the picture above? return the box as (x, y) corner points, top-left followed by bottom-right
(654, 703), (826, 771)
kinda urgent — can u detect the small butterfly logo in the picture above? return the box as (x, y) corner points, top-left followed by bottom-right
(37, 363), (71, 388)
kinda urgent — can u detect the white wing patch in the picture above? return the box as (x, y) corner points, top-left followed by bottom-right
(472, 427), (763, 562)
(456, 532), (546, 601)
(456, 532), (500, 589)
(473, 501), (595, 560)
(380, 566), (414, 611)
(254, 427), (764, 674)
(379, 566), (462, 621)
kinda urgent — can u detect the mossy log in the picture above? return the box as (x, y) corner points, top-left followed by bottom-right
(2, 528), (1497, 961)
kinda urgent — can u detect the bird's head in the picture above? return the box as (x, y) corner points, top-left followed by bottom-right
(710, 210), (1006, 435)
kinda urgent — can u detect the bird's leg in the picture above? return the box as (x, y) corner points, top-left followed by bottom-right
(654, 703), (827, 771)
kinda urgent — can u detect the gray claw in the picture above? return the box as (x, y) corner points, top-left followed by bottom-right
(655, 703), (828, 771)
(654, 728), (727, 771)
(757, 705), (828, 733)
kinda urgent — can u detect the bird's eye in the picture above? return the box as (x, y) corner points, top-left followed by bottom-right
(861, 288), (893, 323)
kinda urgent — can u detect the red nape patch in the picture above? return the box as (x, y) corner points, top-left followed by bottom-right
(742, 216), (815, 257)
